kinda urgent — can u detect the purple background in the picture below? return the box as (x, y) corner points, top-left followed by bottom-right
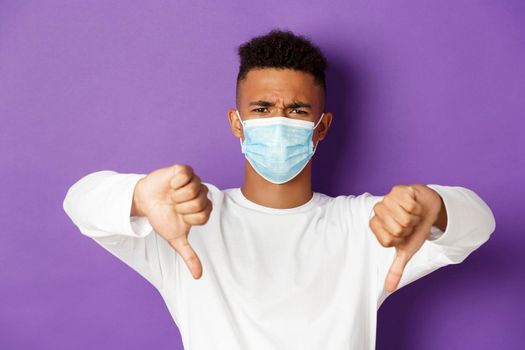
(1, 1), (523, 349)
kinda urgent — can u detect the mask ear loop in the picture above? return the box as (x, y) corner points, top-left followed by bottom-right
(312, 112), (325, 153)
(236, 110), (244, 147)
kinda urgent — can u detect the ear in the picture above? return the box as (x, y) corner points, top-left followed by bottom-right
(316, 112), (333, 142)
(227, 109), (244, 140)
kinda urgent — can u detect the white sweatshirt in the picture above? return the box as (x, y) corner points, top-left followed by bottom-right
(62, 170), (495, 350)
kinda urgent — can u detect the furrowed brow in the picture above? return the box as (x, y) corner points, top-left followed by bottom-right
(249, 100), (275, 107)
(248, 100), (311, 109)
(285, 101), (311, 109)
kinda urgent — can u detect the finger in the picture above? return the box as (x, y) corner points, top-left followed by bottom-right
(383, 196), (421, 237)
(173, 185), (209, 214)
(398, 188), (423, 216)
(401, 218), (435, 253)
(168, 236), (203, 279)
(171, 175), (202, 203)
(384, 249), (412, 292)
(183, 199), (212, 226)
(369, 215), (406, 247)
(170, 165), (194, 191)
(375, 202), (412, 238)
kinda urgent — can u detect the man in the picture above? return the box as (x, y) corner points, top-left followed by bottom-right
(63, 29), (496, 350)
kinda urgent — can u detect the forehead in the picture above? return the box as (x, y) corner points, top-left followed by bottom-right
(238, 68), (322, 105)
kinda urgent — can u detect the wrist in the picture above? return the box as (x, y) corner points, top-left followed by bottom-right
(131, 178), (147, 217)
(433, 194), (447, 232)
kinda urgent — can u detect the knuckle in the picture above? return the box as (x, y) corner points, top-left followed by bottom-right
(179, 164), (193, 177)
(200, 199), (209, 210)
(184, 216), (196, 225)
(391, 227), (403, 237)
(397, 227), (407, 237)
(200, 209), (210, 220)
(405, 201), (417, 213)
(194, 212), (208, 224)
(399, 216), (411, 227)
(172, 173), (189, 188)
(391, 185), (403, 194)
(188, 201), (200, 212)
(186, 211), (207, 225)
(369, 216), (379, 230)
(391, 228), (402, 237)
(199, 186), (209, 200)
(187, 185), (199, 198)
(198, 200), (208, 211)
(373, 202), (382, 215)
(181, 171), (192, 183)
(180, 164), (192, 172)
(381, 235), (393, 247)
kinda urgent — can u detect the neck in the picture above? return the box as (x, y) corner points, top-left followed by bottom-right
(240, 160), (314, 209)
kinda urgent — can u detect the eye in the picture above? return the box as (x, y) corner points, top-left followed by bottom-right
(291, 108), (307, 114)
(252, 107), (268, 113)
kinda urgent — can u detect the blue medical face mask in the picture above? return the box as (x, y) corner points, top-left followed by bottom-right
(235, 109), (325, 185)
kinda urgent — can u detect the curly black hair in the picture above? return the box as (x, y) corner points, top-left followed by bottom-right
(236, 28), (328, 106)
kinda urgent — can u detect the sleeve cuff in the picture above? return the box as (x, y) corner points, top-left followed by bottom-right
(64, 170), (156, 239)
(424, 184), (457, 246)
(367, 195), (384, 221)
(120, 174), (154, 238)
(427, 225), (445, 241)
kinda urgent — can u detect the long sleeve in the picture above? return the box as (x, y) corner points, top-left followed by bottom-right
(62, 170), (178, 291)
(360, 184), (496, 308)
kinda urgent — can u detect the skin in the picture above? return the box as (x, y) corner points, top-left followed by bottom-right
(369, 184), (447, 292)
(131, 67), (448, 293)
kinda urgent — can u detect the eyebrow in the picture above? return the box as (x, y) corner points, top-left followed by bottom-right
(248, 100), (312, 109)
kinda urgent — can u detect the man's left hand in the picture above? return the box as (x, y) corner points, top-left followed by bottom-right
(368, 184), (445, 292)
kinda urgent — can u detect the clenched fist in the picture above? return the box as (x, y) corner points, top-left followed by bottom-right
(368, 184), (446, 293)
(131, 164), (213, 279)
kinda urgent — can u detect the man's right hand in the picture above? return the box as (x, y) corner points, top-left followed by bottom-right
(131, 164), (213, 279)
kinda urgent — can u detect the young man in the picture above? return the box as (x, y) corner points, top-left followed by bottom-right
(63, 29), (496, 350)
